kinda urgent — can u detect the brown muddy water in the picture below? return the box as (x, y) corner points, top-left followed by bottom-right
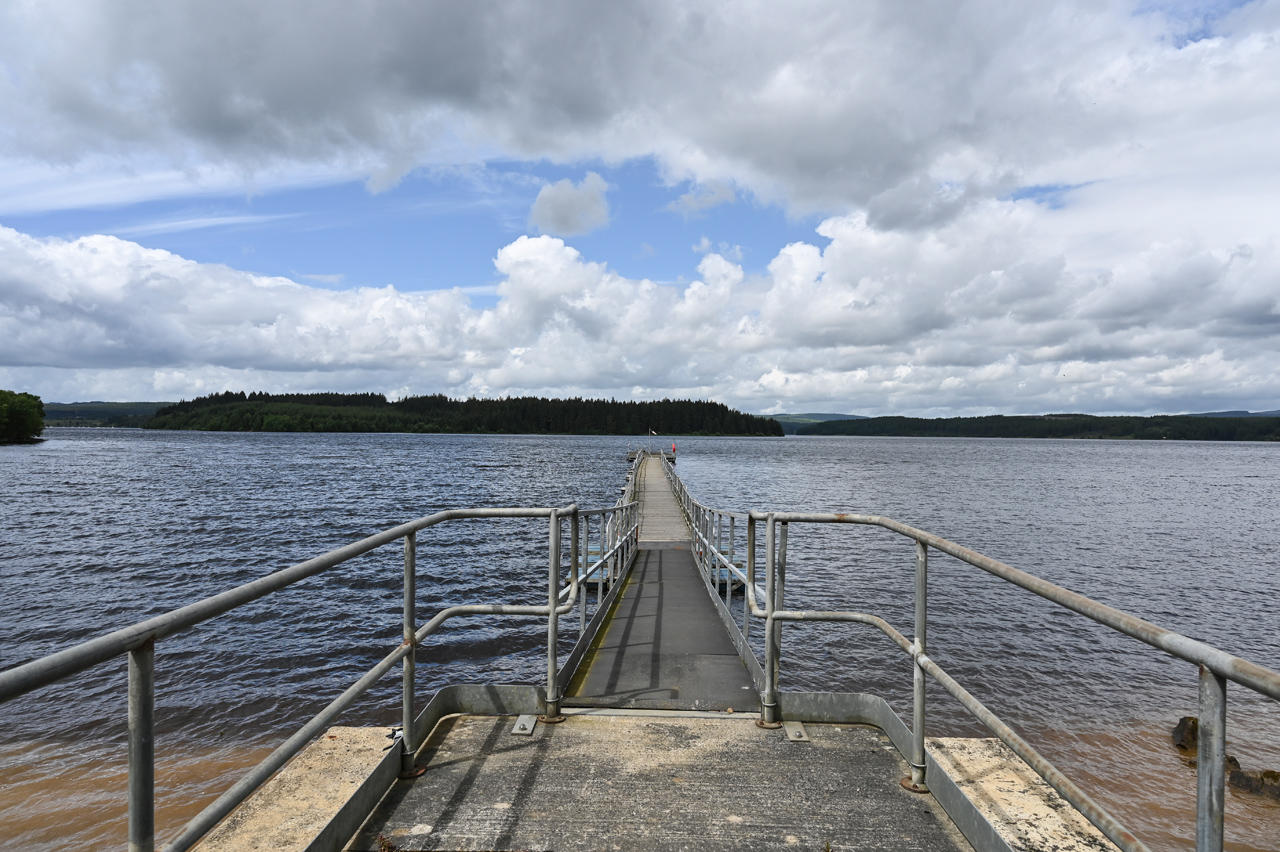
(2, 429), (1277, 849)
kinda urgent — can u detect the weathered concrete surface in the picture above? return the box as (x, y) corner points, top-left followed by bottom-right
(197, 726), (394, 851)
(353, 713), (972, 851)
(928, 737), (1118, 852)
(566, 548), (756, 711)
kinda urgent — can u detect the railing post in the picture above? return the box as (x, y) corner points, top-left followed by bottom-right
(1197, 665), (1226, 851)
(744, 516), (754, 640)
(594, 515), (603, 603)
(606, 511), (616, 583)
(759, 514), (782, 727)
(729, 514), (736, 572)
(400, 531), (418, 776)
(776, 522), (787, 603)
(903, 540), (929, 792)
(128, 639), (155, 852)
(572, 510), (584, 637)
(542, 510), (565, 721)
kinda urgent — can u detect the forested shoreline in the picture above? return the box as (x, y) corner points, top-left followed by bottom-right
(798, 413), (1280, 441)
(144, 391), (785, 436)
(1, 390), (45, 443)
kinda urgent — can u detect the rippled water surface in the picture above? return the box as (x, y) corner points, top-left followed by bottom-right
(2, 429), (1278, 849)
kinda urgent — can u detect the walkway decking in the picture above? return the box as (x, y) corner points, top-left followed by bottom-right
(565, 456), (756, 710)
(347, 455), (973, 849)
(634, 454), (691, 546)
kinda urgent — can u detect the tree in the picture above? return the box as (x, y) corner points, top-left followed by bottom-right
(0, 390), (45, 443)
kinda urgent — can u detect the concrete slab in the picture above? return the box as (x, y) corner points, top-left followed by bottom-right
(928, 737), (1118, 852)
(197, 726), (395, 851)
(353, 713), (973, 851)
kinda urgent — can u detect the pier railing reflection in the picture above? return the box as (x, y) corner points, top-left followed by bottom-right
(662, 454), (1280, 852)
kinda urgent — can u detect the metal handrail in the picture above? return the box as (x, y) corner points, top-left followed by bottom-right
(657, 454), (1280, 852)
(1, 499), (640, 852)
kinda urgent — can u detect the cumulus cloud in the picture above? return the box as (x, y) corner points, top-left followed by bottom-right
(669, 181), (737, 216)
(1, 1), (1275, 219)
(528, 172), (610, 235)
(3, 2), (1280, 414)
(4, 207), (1279, 413)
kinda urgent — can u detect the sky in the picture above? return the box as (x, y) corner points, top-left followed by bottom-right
(1, 1), (1278, 416)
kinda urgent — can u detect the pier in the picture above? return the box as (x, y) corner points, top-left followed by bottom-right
(345, 454), (968, 850)
(565, 454), (755, 711)
(3, 451), (1278, 851)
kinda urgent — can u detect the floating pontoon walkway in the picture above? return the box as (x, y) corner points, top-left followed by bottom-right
(346, 455), (973, 850)
(565, 455), (757, 711)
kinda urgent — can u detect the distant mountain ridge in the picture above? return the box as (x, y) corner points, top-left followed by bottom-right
(44, 401), (172, 427)
(1188, 409), (1280, 417)
(797, 413), (1280, 441)
(771, 412), (867, 434)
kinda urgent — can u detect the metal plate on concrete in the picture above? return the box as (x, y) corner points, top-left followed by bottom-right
(510, 715), (537, 736)
(782, 720), (810, 742)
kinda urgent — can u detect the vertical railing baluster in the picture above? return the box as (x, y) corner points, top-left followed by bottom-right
(1197, 665), (1226, 851)
(594, 515), (603, 604)
(401, 531), (418, 776)
(544, 510), (563, 720)
(776, 520), (787, 657)
(572, 510), (584, 637)
(729, 516), (736, 564)
(745, 516), (754, 640)
(128, 639), (155, 852)
(904, 540), (929, 792)
(729, 515), (736, 603)
(761, 514), (781, 726)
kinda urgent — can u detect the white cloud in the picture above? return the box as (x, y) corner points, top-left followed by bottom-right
(2, 3), (1280, 414)
(669, 181), (737, 216)
(0, 1), (1274, 220)
(692, 236), (743, 261)
(4, 208), (1279, 414)
(114, 213), (298, 237)
(527, 172), (610, 236)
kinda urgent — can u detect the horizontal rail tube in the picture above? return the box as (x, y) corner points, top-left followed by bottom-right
(166, 633), (415, 850)
(0, 507), (575, 703)
(750, 511), (1280, 700)
(766, 607), (1146, 852)
(171, 528), (642, 850)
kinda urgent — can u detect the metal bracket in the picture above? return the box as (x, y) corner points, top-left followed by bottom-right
(511, 714), (538, 736)
(782, 720), (810, 742)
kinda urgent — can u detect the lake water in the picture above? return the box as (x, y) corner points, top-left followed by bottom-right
(2, 428), (1278, 850)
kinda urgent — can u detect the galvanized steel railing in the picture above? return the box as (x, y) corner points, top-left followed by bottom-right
(0, 483), (640, 852)
(660, 455), (1280, 852)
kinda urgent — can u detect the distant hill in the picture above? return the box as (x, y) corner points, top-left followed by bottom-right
(798, 413), (1280, 441)
(144, 391), (785, 436)
(771, 412), (867, 434)
(44, 401), (172, 427)
(1187, 409), (1280, 418)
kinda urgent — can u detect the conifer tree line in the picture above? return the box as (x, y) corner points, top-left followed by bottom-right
(798, 413), (1280, 441)
(145, 391), (785, 436)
